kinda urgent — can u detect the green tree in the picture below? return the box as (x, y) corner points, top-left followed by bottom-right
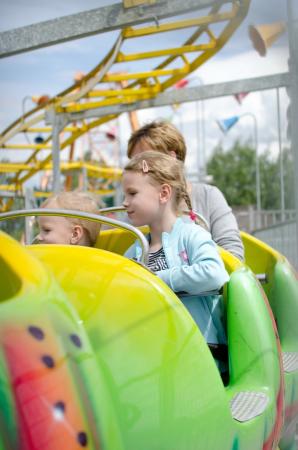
(207, 141), (295, 209)
(278, 147), (295, 210)
(259, 151), (280, 210)
(207, 141), (256, 206)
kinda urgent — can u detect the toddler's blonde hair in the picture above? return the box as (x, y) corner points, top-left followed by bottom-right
(41, 191), (102, 246)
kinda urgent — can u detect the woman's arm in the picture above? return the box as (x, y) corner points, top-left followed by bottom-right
(191, 183), (244, 261)
(208, 186), (244, 261)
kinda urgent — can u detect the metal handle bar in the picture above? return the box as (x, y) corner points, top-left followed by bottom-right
(0, 208), (149, 265)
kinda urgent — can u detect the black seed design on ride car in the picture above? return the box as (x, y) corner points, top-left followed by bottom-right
(53, 401), (65, 414)
(70, 334), (82, 348)
(22, 324), (89, 446)
(28, 325), (45, 340)
(41, 355), (55, 368)
(77, 431), (88, 447)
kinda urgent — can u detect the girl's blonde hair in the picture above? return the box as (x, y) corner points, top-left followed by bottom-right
(41, 191), (102, 246)
(124, 151), (192, 214)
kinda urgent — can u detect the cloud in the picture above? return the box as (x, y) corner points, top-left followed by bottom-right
(198, 46), (288, 84)
(1, 0), (114, 31)
(0, 0), (290, 182)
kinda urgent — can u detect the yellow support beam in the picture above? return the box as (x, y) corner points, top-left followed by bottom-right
(102, 67), (188, 82)
(2, 144), (52, 150)
(0, 0), (251, 210)
(26, 126), (79, 133)
(116, 43), (216, 62)
(31, 189), (116, 198)
(123, 0), (156, 8)
(123, 11), (234, 38)
(87, 85), (160, 98)
(0, 185), (20, 191)
(60, 92), (155, 113)
(14, 115), (119, 185)
(0, 161), (122, 179)
(0, 164), (31, 172)
(0, 187), (115, 197)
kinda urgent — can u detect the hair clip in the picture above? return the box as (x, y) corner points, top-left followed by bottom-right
(189, 210), (196, 222)
(142, 160), (149, 173)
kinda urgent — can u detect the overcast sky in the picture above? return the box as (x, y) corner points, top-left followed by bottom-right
(0, 0), (293, 180)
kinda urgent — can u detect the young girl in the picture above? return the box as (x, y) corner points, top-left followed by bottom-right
(123, 151), (229, 371)
(127, 120), (244, 261)
(36, 191), (101, 246)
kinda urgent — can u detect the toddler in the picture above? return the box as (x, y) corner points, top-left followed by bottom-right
(36, 191), (101, 246)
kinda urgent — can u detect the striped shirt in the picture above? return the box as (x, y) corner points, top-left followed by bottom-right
(147, 247), (168, 272)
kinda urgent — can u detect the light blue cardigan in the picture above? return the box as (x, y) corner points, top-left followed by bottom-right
(125, 217), (229, 346)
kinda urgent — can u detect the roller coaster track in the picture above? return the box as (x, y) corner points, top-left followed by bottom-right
(0, 0), (250, 211)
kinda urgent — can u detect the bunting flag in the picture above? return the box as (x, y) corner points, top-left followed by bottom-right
(105, 125), (117, 140)
(175, 79), (189, 89)
(34, 135), (45, 144)
(171, 79), (188, 110)
(172, 76), (200, 110)
(216, 116), (240, 133)
(31, 95), (50, 106)
(234, 92), (249, 104)
(172, 103), (181, 111)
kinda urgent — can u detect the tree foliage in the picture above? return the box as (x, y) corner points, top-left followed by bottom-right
(207, 141), (295, 209)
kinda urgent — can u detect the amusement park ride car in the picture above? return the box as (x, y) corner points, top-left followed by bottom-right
(0, 207), (297, 450)
(0, 0), (297, 449)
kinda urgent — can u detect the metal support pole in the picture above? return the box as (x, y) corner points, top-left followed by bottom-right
(52, 116), (61, 193)
(116, 117), (122, 168)
(252, 114), (261, 227)
(179, 108), (184, 137)
(21, 96), (35, 145)
(194, 76), (206, 182)
(240, 113), (261, 225)
(287, 0), (298, 267)
(45, 110), (68, 193)
(201, 98), (206, 179)
(81, 166), (88, 191)
(24, 187), (35, 244)
(195, 100), (201, 182)
(216, 111), (261, 227)
(276, 87), (285, 220)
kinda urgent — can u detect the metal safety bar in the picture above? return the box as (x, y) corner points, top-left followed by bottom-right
(0, 208), (149, 265)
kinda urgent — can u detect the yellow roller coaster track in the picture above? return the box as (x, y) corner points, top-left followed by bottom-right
(0, 0), (250, 211)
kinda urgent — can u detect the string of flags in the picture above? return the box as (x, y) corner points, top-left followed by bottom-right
(170, 77), (251, 130)
(234, 92), (249, 104)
